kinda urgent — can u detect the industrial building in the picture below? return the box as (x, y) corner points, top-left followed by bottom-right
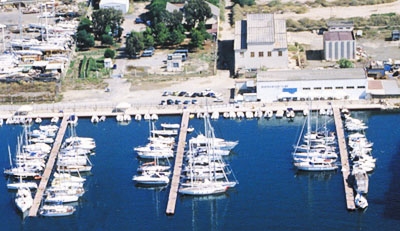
(323, 21), (356, 61)
(99, 0), (129, 14)
(256, 68), (368, 102)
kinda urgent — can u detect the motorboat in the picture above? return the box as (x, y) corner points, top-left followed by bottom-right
(39, 204), (76, 217)
(15, 187), (33, 213)
(355, 193), (368, 209)
(91, 115), (99, 123)
(294, 158), (338, 171)
(7, 180), (38, 190)
(51, 116), (59, 124)
(35, 117), (42, 124)
(132, 171), (170, 185)
(160, 123), (180, 129)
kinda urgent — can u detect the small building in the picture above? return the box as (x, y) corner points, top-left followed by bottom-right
(104, 58), (113, 68)
(323, 21), (356, 61)
(234, 14), (288, 72)
(166, 54), (183, 72)
(392, 30), (400, 41)
(99, 0), (129, 14)
(256, 68), (367, 102)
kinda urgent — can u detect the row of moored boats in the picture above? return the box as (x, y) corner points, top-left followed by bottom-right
(5, 115), (95, 217)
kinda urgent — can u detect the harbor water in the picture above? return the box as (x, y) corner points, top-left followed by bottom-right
(0, 110), (400, 230)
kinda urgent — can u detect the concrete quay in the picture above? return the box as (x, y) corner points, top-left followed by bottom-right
(0, 99), (394, 121)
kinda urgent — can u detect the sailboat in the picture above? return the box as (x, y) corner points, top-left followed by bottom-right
(179, 114), (237, 196)
(292, 102), (338, 171)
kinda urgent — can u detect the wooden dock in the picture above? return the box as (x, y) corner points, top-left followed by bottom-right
(29, 115), (69, 217)
(166, 110), (190, 215)
(332, 107), (356, 211)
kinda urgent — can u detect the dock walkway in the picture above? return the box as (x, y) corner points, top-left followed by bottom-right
(29, 115), (69, 217)
(166, 110), (190, 215)
(332, 107), (356, 211)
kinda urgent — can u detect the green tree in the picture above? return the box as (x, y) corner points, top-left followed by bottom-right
(154, 23), (169, 45)
(183, 0), (212, 29)
(189, 29), (204, 49)
(143, 27), (155, 48)
(232, 0), (255, 6)
(338, 58), (354, 68)
(76, 29), (95, 48)
(101, 34), (114, 45)
(169, 24), (186, 45)
(125, 32), (144, 58)
(77, 17), (92, 32)
(104, 48), (116, 59)
(92, 8), (124, 39)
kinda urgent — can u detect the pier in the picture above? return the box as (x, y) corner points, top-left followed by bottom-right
(332, 107), (356, 211)
(29, 115), (69, 217)
(166, 110), (190, 215)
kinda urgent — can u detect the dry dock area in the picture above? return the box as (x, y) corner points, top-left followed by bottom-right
(166, 110), (190, 215)
(332, 107), (356, 211)
(28, 115), (69, 217)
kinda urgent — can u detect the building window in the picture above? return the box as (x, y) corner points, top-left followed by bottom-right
(250, 52), (255, 57)
(346, 86), (354, 89)
(324, 87), (332, 90)
(314, 87), (321, 90)
(357, 86), (365, 89)
(303, 87), (311, 90)
(240, 52), (244, 58)
(278, 51), (282, 56)
(335, 86), (343, 89)
(268, 51), (272, 57)
(259, 52), (264, 57)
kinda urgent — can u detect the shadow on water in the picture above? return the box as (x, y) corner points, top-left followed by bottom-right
(383, 145), (400, 220)
(294, 169), (338, 181)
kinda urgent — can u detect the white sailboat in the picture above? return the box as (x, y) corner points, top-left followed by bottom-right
(292, 103), (338, 171)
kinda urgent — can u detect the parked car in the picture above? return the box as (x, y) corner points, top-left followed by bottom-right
(175, 99), (182, 105)
(135, 17), (144, 24)
(160, 100), (166, 105)
(141, 50), (154, 57)
(191, 99), (198, 104)
(183, 100), (190, 105)
(166, 99), (174, 105)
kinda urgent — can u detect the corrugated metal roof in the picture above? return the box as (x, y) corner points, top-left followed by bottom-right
(382, 79), (400, 95)
(257, 68), (366, 82)
(247, 14), (275, 44)
(234, 20), (247, 50)
(274, 19), (287, 49)
(323, 31), (354, 41)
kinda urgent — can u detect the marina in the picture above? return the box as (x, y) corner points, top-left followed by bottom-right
(0, 108), (399, 230)
(28, 115), (69, 217)
(166, 110), (190, 215)
(333, 106), (356, 210)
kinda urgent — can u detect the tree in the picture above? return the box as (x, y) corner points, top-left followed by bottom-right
(101, 34), (114, 45)
(125, 32), (144, 58)
(91, 8), (124, 39)
(143, 27), (155, 48)
(338, 58), (354, 68)
(183, 0), (212, 29)
(189, 29), (204, 49)
(104, 48), (116, 59)
(232, 0), (255, 6)
(76, 29), (95, 48)
(154, 23), (169, 45)
(77, 17), (92, 32)
(169, 24), (186, 45)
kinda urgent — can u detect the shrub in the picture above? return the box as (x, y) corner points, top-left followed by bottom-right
(104, 48), (116, 59)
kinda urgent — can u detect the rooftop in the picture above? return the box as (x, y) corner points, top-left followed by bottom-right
(257, 68), (366, 82)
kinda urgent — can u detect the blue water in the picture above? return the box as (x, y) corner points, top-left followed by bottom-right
(0, 111), (400, 230)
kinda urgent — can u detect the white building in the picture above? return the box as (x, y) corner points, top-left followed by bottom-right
(234, 14), (288, 72)
(323, 21), (356, 61)
(256, 68), (367, 102)
(99, 0), (129, 14)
